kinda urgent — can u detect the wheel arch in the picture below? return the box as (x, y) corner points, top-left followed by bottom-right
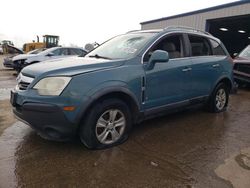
(207, 77), (231, 113)
(213, 76), (233, 93)
(76, 87), (141, 126)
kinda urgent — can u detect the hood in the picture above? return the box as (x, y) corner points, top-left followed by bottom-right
(4, 54), (16, 60)
(21, 57), (125, 78)
(12, 54), (37, 61)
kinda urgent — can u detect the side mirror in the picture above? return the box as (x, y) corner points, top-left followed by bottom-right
(146, 50), (169, 70)
(47, 52), (55, 57)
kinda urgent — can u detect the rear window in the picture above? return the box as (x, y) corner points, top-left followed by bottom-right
(189, 35), (212, 57)
(209, 39), (226, 56)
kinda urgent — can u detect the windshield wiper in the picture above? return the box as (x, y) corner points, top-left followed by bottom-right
(89, 54), (112, 60)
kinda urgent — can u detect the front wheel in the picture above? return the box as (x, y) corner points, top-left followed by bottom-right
(207, 83), (229, 113)
(79, 99), (132, 149)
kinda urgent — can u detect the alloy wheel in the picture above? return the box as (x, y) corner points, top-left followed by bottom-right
(95, 109), (126, 145)
(215, 88), (226, 110)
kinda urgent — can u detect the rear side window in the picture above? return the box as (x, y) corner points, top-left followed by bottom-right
(69, 48), (86, 56)
(209, 39), (226, 56)
(51, 48), (69, 55)
(189, 35), (212, 57)
(69, 48), (78, 55)
(61, 48), (69, 55)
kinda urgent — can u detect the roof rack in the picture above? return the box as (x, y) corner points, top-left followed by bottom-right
(164, 26), (211, 35)
(126, 30), (141, 33)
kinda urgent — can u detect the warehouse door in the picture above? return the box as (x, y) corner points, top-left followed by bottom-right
(207, 14), (250, 57)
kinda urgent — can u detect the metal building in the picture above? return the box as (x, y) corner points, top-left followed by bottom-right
(140, 1), (250, 55)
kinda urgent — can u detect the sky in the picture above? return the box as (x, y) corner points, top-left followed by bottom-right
(1, 0), (238, 48)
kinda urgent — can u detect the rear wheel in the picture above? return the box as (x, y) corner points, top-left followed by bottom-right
(207, 83), (229, 113)
(79, 99), (132, 149)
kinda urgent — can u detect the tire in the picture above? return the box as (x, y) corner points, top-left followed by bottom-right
(207, 82), (229, 113)
(79, 99), (132, 149)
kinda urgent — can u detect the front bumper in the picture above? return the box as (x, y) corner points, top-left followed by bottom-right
(11, 91), (77, 141)
(13, 61), (23, 71)
(3, 59), (14, 68)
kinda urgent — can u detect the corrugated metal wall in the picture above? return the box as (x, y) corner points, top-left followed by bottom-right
(141, 3), (250, 31)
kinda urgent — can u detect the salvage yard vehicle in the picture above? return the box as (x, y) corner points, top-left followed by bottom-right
(11, 27), (234, 149)
(233, 45), (250, 86)
(3, 48), (45, 69)
(12, 47), (87, 72)
(2, 45), (24, 68)
(3, 55), (17, 68)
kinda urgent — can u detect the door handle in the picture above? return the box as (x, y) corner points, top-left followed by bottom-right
(182, 67), (192, 72)
(212, 64), (220, 68)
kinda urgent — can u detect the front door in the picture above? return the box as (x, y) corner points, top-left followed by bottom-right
(143, 34), (193, 109)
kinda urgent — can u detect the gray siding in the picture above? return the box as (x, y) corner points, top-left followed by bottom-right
(141, 3), (250, 30)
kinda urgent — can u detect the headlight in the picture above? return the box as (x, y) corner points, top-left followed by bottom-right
(33, 77), (71, 96)
(23, 59), (29, 64)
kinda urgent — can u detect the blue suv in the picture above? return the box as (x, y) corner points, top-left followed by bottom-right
(11, 27), (234, 149)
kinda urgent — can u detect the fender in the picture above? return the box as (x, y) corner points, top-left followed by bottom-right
(211, 74), (233, 95)
(22, 61), (40, 69)
(75, 82), (141, 124)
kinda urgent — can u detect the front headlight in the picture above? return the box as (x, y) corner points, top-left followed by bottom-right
(23, 59), (29, 64)
(33, 77), (71, 96)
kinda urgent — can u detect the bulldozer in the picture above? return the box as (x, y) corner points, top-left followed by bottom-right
(23, 35), (59, 53)
(0, 40), (23, 54)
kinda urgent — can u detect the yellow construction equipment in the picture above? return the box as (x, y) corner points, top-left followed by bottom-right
(23, 35), (59, 53)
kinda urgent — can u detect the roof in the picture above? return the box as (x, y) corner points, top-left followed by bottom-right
(140, 0), (249, 25)
(127, 29), (163, 33)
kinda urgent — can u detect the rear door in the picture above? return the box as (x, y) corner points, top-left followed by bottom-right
(187, 35), (226, 97)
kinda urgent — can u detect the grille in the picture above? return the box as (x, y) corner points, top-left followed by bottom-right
(14, 59), (26, 65)
(18, 81), (30, 90)
(234, 63), (250, 74)
(16, 73), (34, 90)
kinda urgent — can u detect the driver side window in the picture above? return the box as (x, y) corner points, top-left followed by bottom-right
(51, 48), (68, 56)
(51, 49), (61, 56)
(143, 35), (184, 62)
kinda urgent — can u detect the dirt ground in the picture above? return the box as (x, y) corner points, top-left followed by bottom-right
(0, 56), (17, 134)
(0, 55), (250, 188)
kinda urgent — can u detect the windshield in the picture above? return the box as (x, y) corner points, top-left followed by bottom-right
(28, 48), (46, 54)
(86, 32), (157, 60)
(38, 47), (58, 55)
(238, 45), (250, 58)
